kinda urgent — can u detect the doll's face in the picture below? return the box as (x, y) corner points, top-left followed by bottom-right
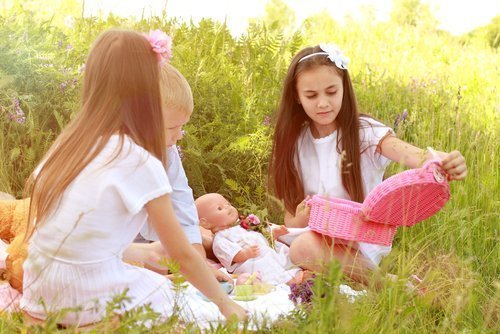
(195, 193), (239, 233)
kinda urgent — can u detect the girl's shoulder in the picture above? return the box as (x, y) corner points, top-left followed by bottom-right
(359, 115), (389, 129)
(103, 134), (163, 170)
(358, 115), (394, 147)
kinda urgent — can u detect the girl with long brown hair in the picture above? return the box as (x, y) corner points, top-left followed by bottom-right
(20, 29), (246, 326)
(268, 43), (467, 285)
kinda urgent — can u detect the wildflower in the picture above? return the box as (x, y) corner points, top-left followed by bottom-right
(60, 81), (68, 91)
(176, 145), (183, 160)
(288, 275), (316, 305)
(8, 98), (26, 124)
(66, 44), (74, 52)
(263, 116), (271, 126)
(394, 109), (408, 128)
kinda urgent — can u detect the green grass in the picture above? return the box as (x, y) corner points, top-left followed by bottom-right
(0, 1), (498, 333)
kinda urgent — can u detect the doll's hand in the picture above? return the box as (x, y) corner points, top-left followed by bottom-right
(244, 245), (260, 259)
(440, 150), (468, 181)
(294, 196), (311, 227)
(271, 225), (289, 240)
(239, 245), (260, 261)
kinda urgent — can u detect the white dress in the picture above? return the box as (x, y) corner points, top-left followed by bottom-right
(296, 117), (394, 266)
(21, 135), (221, 326)
(213, 226), (300, 285)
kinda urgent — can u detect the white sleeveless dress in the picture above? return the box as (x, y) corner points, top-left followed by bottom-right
(21, 135), (222, 326)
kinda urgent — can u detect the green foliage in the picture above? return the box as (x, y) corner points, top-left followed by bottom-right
(390, 0), (438, 30)
(0, 1), (498, 332)
(466, 15), (500, 48)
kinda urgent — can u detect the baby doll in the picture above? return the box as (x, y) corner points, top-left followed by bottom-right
(195, 193), (304, 286)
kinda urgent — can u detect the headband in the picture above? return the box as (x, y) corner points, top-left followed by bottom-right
(298, 43), (350, 70)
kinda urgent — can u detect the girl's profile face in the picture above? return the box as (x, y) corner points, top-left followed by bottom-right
(296, 65), (343, 138)
(163, 108), (190, 147)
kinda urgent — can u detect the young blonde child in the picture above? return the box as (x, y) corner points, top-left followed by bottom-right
(123, 59), (232, 283)
(195, 193), (305, 286)
(268, 43), (468, 286)
(20, 29), (246, 326)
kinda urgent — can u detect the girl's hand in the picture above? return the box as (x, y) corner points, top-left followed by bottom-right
(212, 267), (233, 283)
(294, 196), (311, 226)
(438, 150), (468, 181)
(218, 299), (248, 322)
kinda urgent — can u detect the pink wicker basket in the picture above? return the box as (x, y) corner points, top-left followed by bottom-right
(308, 160), (450, 246)
(308, 195), (398, 246)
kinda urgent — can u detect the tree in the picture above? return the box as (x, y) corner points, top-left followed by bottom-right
(390, 0), (438, 30)
(262, 0), (296, 33)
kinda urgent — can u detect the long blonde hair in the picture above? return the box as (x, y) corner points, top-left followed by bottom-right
(25, 29), (166, 236)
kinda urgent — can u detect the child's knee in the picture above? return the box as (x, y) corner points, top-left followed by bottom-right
(289, 232), (323, 266)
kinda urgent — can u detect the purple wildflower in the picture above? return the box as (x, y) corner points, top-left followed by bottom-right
(176, 145), (183, 160)
(394, 109), (408, 128)
(60, 81), (68, 91)
(8, 98), (26, 124)
(288, 276), (316, 305)
(66, 44), (74, 52)
(263, 116), (271, 126)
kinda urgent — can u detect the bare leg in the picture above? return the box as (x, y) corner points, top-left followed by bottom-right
(288, 231), (379, 286)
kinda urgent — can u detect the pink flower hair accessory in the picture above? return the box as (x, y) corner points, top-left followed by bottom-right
(144, 29), (173, 66)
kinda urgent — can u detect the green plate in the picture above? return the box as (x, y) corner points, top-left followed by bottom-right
(233, 295), (257, 301)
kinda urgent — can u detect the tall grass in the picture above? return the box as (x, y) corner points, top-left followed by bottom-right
(0, 2), (498, 332)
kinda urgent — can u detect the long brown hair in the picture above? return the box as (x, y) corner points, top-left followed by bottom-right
(269, 45), (365, 214)
(25, 29), (166, 235)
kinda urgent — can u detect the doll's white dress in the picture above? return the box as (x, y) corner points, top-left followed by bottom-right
(21, 135), (223, 326)
(213, 225), (300, 285)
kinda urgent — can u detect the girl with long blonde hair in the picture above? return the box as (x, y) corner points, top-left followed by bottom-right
(21, 29), (246, 326)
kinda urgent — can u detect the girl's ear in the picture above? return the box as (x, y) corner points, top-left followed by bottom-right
(199, 217), (211, 229)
